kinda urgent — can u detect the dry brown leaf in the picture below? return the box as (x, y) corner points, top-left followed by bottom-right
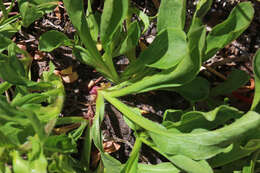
(60, 66), (73, 75)
(62, 71), (79, 83)
(103, 140), (121, 154)
(96, 43), (102, 51)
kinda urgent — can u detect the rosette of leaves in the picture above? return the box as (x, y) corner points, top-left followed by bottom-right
(39, 0), (258, 172)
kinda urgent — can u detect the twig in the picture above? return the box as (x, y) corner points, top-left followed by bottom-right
(203, 65), (227, 80)
(152, 0), (160, 9)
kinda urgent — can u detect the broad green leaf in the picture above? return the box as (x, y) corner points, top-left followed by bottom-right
(0, 127), (18, 147)
(136, 10), (149, 34)
(122, 28), (187, 76)
(189, 0), (213, 32)
(147, 28), (188, 69)
(140, 135), (213, 173)
(81, 125), (92, 169)
(0, 15), (21, 39)
(101, 152), (122, 173)
(111, 26), (205, 97)
(157, 0), (186, 32)
(28, 137), (48, 173)
(86, 0), (99, 42)
(107, 95), (260, 160)
(48, 154), (77, 173)
(18, 0), (57, 27)
(23, 109), (46, 142)
(204, 2), (254, 61)
(0, 33), (13, 51)
(116, 21), (141, 56)
(70, 121), (87, 141)
(100, 0), (128, 49)
(163, 105), (242, 133)
(103, 93), (167, 134)
(121, 137), (142, 173)
(195, 0), (213, 19)
(150, 111), (260, 160)
(0, 122), (33, 146)
(91, 93), (105, 152)
(169, 76), (210, 102)
(11, 93), (48, 107)
(0, 82), (12, 95)
(11, 150), (30, 173)
(63, 0), (100, 58)
(208, 142), (256, 168)
(251, 49), (260, 112)
(0, 53), (29, 85)
(211, 69), (249, 96)
(73, 46), (113, 81)
(167, 155), (213, 173)
(137, 163), (180, 173)
(18, 1), (42, 27)
(44, 134), (77, 153)
(56, 117), (85, 126)
(39, 31), (71, 52)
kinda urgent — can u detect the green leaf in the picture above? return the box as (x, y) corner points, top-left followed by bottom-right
(0, 33), (13, 51)
(73, 46), (114, 81)
(163, 105), (242, 133)
(63, 0), (100, 59)
(100, 0), (128, 49)
(48, 154), (77, 173)
(11, 93), (49, 107)
(137, 163), (180, 173)
(11, 150), (30, 173)
(208, 142), (256, 168)
(150, 111), (260, 160)
(189, 0), (213, 34)
(111, 26), (205, 97)
(121, 137), (142, 173)
(0, 53), (29, 85)
(136, 10), (149, 34)
(91, 93), (105, 152)
(157, 0), (186, 32)
(101, 152), (122, 173)
(28, 137), (48, 173)
(18, 1), (42, 27)
(39, 31), (71, 52)
(147, 28), (188, 69)
(86, 0), (99, 42)
(0, 82), (12, 95)
(251, 49), (260, 112)
(122, 28), (188, 76)
(18, 0), (57, 27)
(44, 134), (77, 153)
(116, 21), (141, 56)
(211, 69), (249, 97)
(169, 76), (210, 102)
(204, 2), (254, 61)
